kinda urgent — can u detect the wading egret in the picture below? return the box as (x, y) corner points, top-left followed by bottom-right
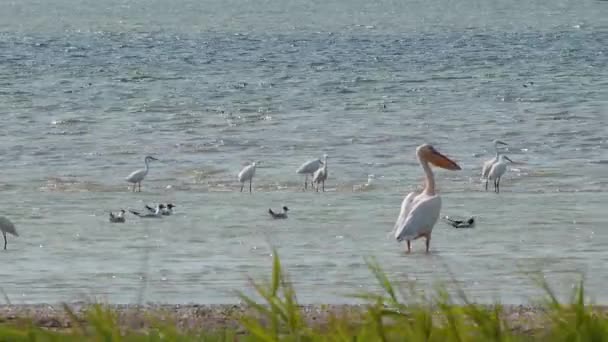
(312, 154), (328, 192)
(296, 157), (324, 190)
(126, 156), (158, 192)
(238, 162), (258, 193)
(268, 206), (289, 219)
(0, 216), (18, 250)
(481, 140), (508, 191)
(392, 144), (461, 253)
(488, 154), (514, 193)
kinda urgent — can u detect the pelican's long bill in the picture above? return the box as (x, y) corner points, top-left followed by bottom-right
(427, 148), (461, 170)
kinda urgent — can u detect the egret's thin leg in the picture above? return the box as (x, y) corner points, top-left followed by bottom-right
(304, 175), (308, 190)
(249, 179), (252, 193)
(3, 231), (6, 250)
(322, 180), (325, 192)
(240, 183), (244, 192)
(485, 179), (488, 191)
(425, 234), (431, 253)
(497, 178), (501, 193)
(406, 240), (411, 253)
(138, 182), (141, 192)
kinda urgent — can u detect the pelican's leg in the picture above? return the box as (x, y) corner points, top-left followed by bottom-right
(322, 180), (325, 192)
(138, 182), (142, 192)
(485, 179), (488, 191)
(497, 178), (501, 193)
(425, 234), (431, 253)
(406, 240), (411, 253)
(249, 179), (252, 193)
(240, 183), (244, 192)
(3, 231), (6, 250)
(304, 175), (308, 190)
(494, 179), (498, 193)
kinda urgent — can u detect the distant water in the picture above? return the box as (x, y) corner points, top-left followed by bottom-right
(1, 0), (607, 304)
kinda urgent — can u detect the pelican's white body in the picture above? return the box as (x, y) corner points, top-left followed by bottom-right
(394, 191), (442, 241)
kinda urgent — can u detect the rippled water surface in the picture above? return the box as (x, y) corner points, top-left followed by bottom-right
(1, 0), (607, 304)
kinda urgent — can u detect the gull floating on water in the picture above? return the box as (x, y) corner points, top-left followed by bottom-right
(130, 204), (164, 218)
(125, 156), (158, 192)
(312, 154), (328, 192)
(268, 206), (289, 219)
(146, 203), (175, 216)
(0, 216), (18, 250)
(109, 209), (126, 223)
(443, 216), (475, 228)
(481, 140), (508, 191)
(392, 144), (461, 253)
(296, 157), (324, 191)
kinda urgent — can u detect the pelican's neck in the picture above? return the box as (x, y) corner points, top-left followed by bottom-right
(418, 154), (435, 195)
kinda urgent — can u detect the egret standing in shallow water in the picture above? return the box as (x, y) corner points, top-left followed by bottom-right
(126, 156), (158, 192)
(392, 144), (461, 253)
(481, 140), (508, 191)
(0, 216), (18, 250)
(296, 157), (324, 190)
(238, 162), (258, 193)
(312, 154), (328, 192)
(488, 154), (514, 193)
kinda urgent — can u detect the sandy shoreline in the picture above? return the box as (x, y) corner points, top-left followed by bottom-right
(0, 303), (554, 333)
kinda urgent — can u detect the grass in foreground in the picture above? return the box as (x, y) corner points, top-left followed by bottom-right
(1, 251), (607, 341)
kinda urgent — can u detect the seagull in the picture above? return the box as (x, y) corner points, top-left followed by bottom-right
(392, 144), (461, 253)
(296, 157), (324, 190)
(146, 203), (175, 216)
(268, 206), (289, 219)
(238, 162), (258, 193)
(125, 156), (158, 192)
(312, 154), (328, 192)
(443, 216), (475, 228)
(109, 209), (126, 223)
(130, 204), (164, 218)
(0, 216), (18, 250)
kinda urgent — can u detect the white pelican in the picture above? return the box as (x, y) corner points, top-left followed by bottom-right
(130, 204), (164, 218)
(146, 203), (175, 216)
(125, 156), (159, 192)
(238, 162), (258, 193)
(393, 144), (461, 253)
(312, 154), (328, 192)
(487, 154), (513, 193)
(109, 209), (126, 223)
(481, 140), (508, 191)
(296, 157), (324, 190)
(268, 206), (289, 219)
(0, 216), (18, 250)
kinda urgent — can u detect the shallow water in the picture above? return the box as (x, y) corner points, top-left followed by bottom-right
(0, 0), (607, 304)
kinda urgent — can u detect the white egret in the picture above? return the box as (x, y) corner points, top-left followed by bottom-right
(296, 157), (324, 190)
(481, 140), (508, 191)
(0, 216), (18, 250)
(125, 156), (159, 192)
(393, 144), (461, 253)
(268, 206), (289, 219)
(130, 204), (164, 218)
(488, 154), (514, 193)
(238, 162), (258, 193)
(109, 209), (126, 223)
(312, 154), (328, 192)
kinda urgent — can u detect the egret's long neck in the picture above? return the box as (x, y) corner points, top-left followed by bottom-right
(144, 159), (150, 173)
(419, 154), (436, 195)
(494, 144), (501, 158)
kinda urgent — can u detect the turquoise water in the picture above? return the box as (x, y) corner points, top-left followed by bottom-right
(0, 0), (607, 304)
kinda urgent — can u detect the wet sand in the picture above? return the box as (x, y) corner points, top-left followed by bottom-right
(0, 304), (553, 334)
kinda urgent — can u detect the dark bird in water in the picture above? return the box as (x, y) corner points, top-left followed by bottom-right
(109, 209), (126, 223)
(268, 206), (289, 219)
(130, 204), (164, 218)
(444, 216), (475, 228)
(146, 203), (176, 216)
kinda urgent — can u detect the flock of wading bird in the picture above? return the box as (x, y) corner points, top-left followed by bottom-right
(0, 140), (514, 252)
